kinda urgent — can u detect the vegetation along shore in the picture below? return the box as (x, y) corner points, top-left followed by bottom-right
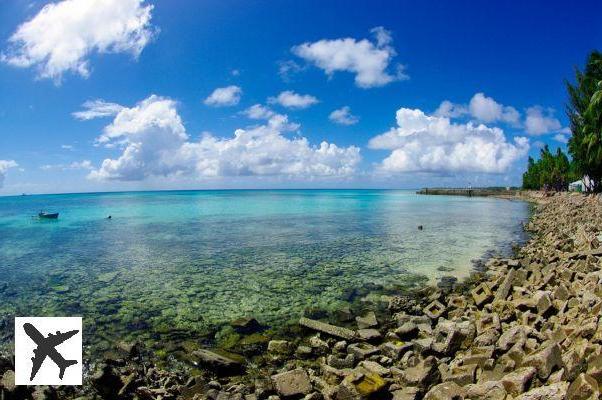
(0, 190), (600, 400)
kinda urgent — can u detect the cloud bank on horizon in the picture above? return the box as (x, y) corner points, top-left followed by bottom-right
(369, 108), (529, 174)
(74, 95), (360, 181)
(0, 0), (579, 192)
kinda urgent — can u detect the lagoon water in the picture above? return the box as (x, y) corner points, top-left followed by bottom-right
(0, 190), (528, 353)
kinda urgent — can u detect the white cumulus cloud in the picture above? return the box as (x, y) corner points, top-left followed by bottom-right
(369, 108), (529, 174)
(435, 93), (519, 125)
(76, 95), (361, 181)
(243, 104), (275, 120)
(553, 133), (569, 144)
(268, 91), (318, 109)
(0, 160), (18, 188)
(524, 106), (562, 135)
(204, 85), (242, 107)
(292, 26), (407, 88)
(329, 106), (359, 125)
(2, 0), (155, 82)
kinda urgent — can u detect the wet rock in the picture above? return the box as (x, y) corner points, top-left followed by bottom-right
(231, 317), (262, 334)
(309, 336), (329, 354)
(299, 317), (356, 340)
(31, 386), (56, 400)
(296, 346), (313, 359)
(192, 349), (245, 375)
(268, 340), (293, 356)
(355, 312), (378, 329)
(116, 340), (141, 358)
(327, 354), (355, 369)
(271, 369), (312, 398)
(0, 370), (15, 392)
(437, 276), (458, 292)
(357, 329), (381, 342)
(118, 373), (137, 397)
(90, 364), (122, 398)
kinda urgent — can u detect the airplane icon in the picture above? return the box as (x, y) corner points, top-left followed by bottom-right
(23, 322), (79, 381)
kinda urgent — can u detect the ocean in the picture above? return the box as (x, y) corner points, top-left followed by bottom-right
(0, 190), (528, 354)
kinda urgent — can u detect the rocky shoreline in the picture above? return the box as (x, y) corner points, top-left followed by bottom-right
(2, 191), (602, 400)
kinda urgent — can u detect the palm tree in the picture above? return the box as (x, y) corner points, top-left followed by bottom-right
(567, 51), (602, 192)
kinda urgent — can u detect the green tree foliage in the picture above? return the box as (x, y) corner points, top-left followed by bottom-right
(567, 51), (602, 192)
(522, 146), (575, 191)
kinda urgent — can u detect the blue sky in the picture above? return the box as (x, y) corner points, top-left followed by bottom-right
(0, 0), (600, 195)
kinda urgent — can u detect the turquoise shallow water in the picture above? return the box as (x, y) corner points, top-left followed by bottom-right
(0, 190), (528, 353)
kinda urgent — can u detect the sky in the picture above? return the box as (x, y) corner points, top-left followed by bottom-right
(0, 0), (600, 195)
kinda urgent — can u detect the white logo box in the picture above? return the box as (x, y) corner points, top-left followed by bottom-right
(14, 317), (82, 386)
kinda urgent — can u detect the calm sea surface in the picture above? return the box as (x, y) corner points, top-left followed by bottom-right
(0, 190), (528, 353)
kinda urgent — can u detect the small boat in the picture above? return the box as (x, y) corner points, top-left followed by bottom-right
(38, 212), (59, 219)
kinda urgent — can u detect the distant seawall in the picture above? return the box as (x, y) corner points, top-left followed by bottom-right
(416, 187), (520, 197)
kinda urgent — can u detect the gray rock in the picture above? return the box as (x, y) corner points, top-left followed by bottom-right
(299, 317), (356, 340)
(514, 382), (569, 400)
(271, 369), (312, 398)
(192, 349), (244, 375)
(500, 367), (536, 396)
(357, 329), (382, 341)
(355, 312), (378, 329)
(268, 340), (292, 356)
(521, 343), (563, 379)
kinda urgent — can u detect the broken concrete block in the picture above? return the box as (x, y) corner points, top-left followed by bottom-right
(567, 373), (599, 400)
(299, 317), (356, 340)
(357, 329), (382, 341)
(271, 369), (312, 398)
(380, 342), (412, 360)
(444, 363), (477, 386)
(356, 312), (378, 329)
(347, 343), (379, 360)
(494, 268), (516, 301)
(359, 360), (390, 377)
(465, 381), (507, 400)
(424, 382), (466, 400)
(533, 290), (553, 315)
(471, 283), (493, 307)
(476, 313), (501, 335)
(513, 382), (568, 400)
(462, 346), (494, 367)
(500, 366), (536, 396)
(402, 356), (440, 389)
(423, 300), (446, 319)
(521, 343), (563, 379)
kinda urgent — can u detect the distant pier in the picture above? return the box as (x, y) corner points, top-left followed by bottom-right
(417, 187), (520, 197)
